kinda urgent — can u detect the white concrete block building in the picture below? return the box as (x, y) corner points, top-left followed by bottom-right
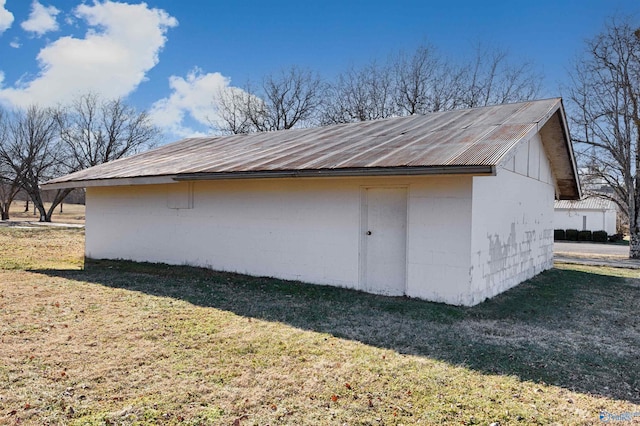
(44, 98), (581, 306)
(554, 197), (617, 235)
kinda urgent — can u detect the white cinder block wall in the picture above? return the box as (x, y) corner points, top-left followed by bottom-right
(405, 177), (473, 304)
(87, 179), (362, 288)
(85, 176), (475, 303)
(468, 133), (556, 305)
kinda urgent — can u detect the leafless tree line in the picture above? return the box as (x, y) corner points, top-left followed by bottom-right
(0, 93), (159, 221)
(211, 44), (542, 134)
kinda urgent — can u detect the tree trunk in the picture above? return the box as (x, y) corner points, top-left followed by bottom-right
(0, 201), (10, 220)
(44, 189), (72, 222)
(36, 203), (48, 222)
(27, 190), (49, 222)
(630, 190), (640, 258)
(630, 230), (640, 258)
(0, 187), (20, 220)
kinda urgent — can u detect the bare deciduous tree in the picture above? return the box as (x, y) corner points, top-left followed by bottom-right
(213, 87), (256, 135)
(322, 61), (397, 124)
(0, 105), (63, 222)
(0, 108), (22, 220)
(213, 66), (323, 133)
(57, 93), (160, 171)
(567, 17), (640, 257)
(459, 44), (541, 108)
(260, 67), (324, 130)
(393, 45), (462, 115)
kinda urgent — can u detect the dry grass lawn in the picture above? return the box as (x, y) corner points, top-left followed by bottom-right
(1, 227), (639, 425)
(5, 201), (85, 224)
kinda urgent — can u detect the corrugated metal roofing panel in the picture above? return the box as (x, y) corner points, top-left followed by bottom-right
(453, 123), (537, 166)
(44, 98), (579, 199)
(555, 197), (616, 210)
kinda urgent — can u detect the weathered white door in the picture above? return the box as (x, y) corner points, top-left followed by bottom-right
(361, 187), (407, 296)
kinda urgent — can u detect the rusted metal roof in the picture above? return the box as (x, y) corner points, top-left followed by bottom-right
(555, 197), (616, 211)
(43, 98), (581, 199)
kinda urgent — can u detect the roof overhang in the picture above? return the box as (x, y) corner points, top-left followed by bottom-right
(173, 165), (495, 181)
(42, 175), (178, 190)
(42, 165), (496, 190)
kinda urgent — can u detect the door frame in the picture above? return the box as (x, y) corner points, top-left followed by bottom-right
(358, 185), (409, 295)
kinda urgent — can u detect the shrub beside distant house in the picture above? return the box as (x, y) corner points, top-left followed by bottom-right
(565, 229), (579, 241)
(577, 230), (592, 241)
(593, 230), (608, 243)
(554, 228), (623, 243)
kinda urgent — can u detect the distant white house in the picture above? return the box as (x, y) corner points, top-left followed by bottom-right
(43, 98), (580, 306)
(554, 197), (617, 235)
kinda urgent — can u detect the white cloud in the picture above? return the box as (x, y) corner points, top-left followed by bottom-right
(150, 68), (233, 138)
(9, 39), (20, 48)
(0, 1), (178, 108)
(0, 0), (14, 34)
(21, 1), (60, 37)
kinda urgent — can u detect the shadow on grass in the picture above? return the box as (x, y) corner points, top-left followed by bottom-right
(36, 260), (640, 404)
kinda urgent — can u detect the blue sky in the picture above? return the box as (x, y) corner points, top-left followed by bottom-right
(0, 0), (638, 142)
